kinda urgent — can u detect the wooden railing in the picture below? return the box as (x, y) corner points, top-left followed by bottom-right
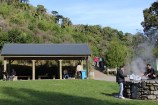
(106, 68), (117, 75)
(17, 76), (31, 80)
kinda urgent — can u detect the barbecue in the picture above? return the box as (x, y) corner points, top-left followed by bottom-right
(124, 73), (158, 100)
(128, 74), (141, 81)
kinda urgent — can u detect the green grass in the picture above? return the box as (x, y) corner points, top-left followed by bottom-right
(0, 80), (157, 105)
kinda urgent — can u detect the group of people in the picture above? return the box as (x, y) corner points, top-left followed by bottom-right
(93, 57), (105, 71)
(116, 63), (156, 99)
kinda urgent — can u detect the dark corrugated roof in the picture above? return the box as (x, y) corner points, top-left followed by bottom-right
(1, 43), (91, 56)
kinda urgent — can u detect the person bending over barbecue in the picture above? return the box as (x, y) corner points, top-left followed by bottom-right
(116, 65), (126, 99)
(144, 64), (155, 79)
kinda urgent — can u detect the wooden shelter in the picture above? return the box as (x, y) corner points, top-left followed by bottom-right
(1, 43), (91, 80)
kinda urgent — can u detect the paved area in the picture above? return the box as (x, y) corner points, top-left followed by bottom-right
(93, 69), (116, 82)
(93, 69), (129, 82)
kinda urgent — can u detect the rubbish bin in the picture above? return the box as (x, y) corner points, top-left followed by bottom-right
(131, 83), (139, 99)
(81, 70), (87, 79)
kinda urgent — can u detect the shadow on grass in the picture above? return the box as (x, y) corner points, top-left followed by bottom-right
(101, 92), (118, 97)
(0, 87), (136, 105)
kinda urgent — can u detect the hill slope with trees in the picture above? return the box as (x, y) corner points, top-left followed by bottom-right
(0, 0), (150, 68)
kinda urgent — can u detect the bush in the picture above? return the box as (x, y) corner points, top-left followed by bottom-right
(0, 31), (8, 49)
(7, 28), (22, 43)
(10, 12), (25, 25)
(37, 20), (51, 31)
(0, 3), (10, 18)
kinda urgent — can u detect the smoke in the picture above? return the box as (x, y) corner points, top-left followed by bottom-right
(125, 42), (155, 75)
(129, 57), (146, 75)
(125, 27), (158, 75)
(136, 42), (155, 61)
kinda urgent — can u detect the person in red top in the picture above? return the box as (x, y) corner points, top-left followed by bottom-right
(93, 57), (99, 67)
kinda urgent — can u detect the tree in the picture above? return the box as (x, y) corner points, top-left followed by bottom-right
(37, 5), (46, 14)
(141, 1), (158, 41)
(20, 0), (29, 4)
(61, 17), (72, 28)
(51, 11), (58, 16)
(7, 28), (30, 43)
(141, 1), (158, 57)
(0, 31), (8, 49)
(105, 37), (130, 68)
(55, 15), (63, 25)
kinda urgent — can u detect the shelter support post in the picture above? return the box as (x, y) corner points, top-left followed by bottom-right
(32, 60), (36, 80)
(86, 58), (89, 77)
(81, 60), (83, 68)
(4, 60), (7, 72)
(59, 60), (63, 79)
(8, 60), (11, 75)
(3, 60), (7, 79)
(156, 58), (158, 71)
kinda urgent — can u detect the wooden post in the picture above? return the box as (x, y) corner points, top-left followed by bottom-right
(3, 60), (7, 79)
(59, 60), (63, 79)
(156, 58), (158, 71)
(4, 60), (7, 72)
(8, 60), (11, 75)
(86, 58), (89, 77)
(32, 60), (36, 80)
(81, 60), (83, 69)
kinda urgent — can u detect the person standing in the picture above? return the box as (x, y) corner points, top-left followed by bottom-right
(99, 57), (105, 71)
(116, 65), (126, 99)
(76, 62), (83, 79)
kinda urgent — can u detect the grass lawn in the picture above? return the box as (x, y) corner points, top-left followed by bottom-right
(0, 80), (157, 105)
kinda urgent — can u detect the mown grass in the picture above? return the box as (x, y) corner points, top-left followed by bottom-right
(0, 80), (157, 105)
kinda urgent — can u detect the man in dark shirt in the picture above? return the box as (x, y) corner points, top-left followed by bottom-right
(144, 64), (155, 79)
(116, 65), (126, 99)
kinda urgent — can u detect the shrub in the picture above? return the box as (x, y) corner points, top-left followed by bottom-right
(37, 20), (51, 31)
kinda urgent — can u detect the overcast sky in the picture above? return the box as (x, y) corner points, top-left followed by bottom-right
(30, 0), (156, 34)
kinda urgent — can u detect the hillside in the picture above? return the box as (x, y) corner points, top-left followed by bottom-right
(0, 1), (147, 67)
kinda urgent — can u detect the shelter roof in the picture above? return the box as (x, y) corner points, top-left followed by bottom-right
(1, 43), (91, 59)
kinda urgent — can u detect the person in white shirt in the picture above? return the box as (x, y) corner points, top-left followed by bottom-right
(76, 62), (83, 79)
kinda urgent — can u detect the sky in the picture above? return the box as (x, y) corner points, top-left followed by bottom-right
(29, 0), (157, 34)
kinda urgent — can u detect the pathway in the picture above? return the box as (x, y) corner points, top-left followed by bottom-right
(93, 69), (116, 82)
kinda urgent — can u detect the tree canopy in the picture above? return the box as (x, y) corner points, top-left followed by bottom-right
(105, 37), (132, 68)
(141, 1), (158, 41)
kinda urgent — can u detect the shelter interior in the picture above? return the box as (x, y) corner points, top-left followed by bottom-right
(0, 58), (88, 80)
